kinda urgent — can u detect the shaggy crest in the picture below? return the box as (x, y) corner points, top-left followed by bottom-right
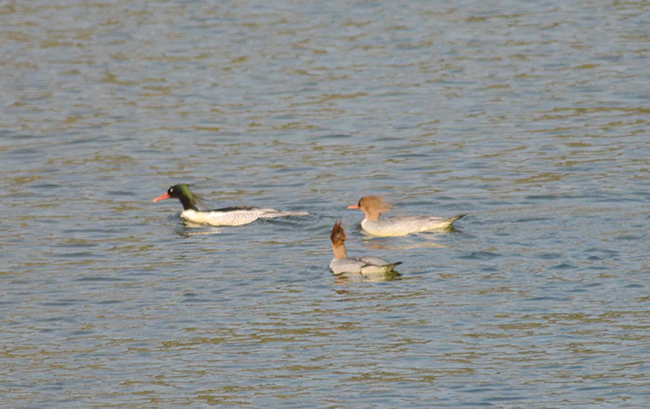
(359, 196), (394, 214)
(178, 184), (204, 207)
(160, 184), (204, 211)
(330, 220), (347, 244)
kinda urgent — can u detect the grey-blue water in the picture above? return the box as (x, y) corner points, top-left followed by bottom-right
(1, 1), (649, 407)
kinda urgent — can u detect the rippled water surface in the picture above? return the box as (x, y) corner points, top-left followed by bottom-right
(2, 0), (649, 407)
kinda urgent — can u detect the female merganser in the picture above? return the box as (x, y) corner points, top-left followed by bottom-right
(153, 184), (308, 226)
(348, 196), (466, 237)
(329, 220), (402, 275)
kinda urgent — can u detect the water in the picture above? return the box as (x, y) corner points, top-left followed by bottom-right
(1, 0), (649, 407)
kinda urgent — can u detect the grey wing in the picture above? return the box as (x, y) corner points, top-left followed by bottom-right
(381, 215), (460, 232)
(391, 214), (465, 224)
(212, 206), (259, 212)
(358, 256), (392, 267)
(388, 215), (430, 222)
(359, 256), (402, 274)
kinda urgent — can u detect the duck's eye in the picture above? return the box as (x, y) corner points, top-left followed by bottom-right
(169, 188), (174, 193)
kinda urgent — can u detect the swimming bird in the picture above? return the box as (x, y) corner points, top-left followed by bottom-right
(329, 220), (401, 276)
(153, 184), (308, 226)
(347, 196), (466, 236)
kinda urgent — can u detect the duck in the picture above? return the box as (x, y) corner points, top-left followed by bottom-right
(347, 196), (466, 237)
(329, 220), (402, 276)
(153, 184), (308, 226)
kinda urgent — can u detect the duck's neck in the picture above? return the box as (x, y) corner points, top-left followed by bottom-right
(179, 196), (199, 211)
(332, 243), (348, 259)
(364, 210), (381, 221)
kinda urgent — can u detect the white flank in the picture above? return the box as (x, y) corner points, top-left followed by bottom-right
(330, 256), (400, 276)
(182, 208), (308, 226)
(361, 215), (463, 237)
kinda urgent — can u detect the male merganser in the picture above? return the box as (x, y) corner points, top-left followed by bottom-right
(329, 220), (402, 275)
(153, 184), (308, 226)
(348, 196), (466, 237)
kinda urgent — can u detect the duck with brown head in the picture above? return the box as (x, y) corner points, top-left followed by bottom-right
(329, 220), (402, 276)
(348, 196), (466, 237)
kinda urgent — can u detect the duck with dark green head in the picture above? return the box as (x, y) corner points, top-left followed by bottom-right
(153, 184), (308, 226)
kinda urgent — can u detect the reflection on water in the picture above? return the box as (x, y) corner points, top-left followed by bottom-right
(362, 234), (448, 251)
(1, 0), (649, 407)
(333, 270), (403, 284)
(175, 225), (224, 236)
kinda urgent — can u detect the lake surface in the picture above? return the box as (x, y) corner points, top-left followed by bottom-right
(1, 0), (649, 407)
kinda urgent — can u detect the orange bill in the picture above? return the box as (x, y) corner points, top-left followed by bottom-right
(153, 192), (171, 202)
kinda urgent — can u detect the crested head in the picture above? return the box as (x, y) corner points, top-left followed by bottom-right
(356, 196), (394, 220)
(330, 220), (348, 259)
(331, 220), (347, 245)
(167, 184), (192, 199)
(153, 183), (202, 211)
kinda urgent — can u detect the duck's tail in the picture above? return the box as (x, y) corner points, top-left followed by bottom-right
(449, 213), (467, 223)
(443, 213), (467, 228)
